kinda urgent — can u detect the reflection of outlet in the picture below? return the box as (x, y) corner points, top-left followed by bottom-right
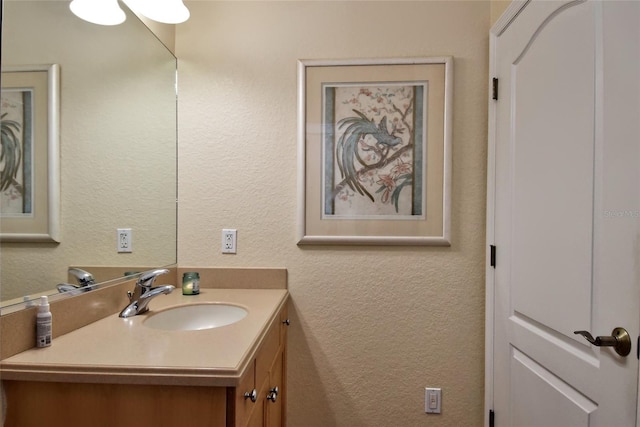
(117, 228), (132, 253)
(222, 229), (237, 254)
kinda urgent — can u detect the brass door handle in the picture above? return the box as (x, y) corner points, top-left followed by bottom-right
(574, 327), (632, 357)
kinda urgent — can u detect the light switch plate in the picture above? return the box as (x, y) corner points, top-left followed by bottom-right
(425, 387), (441, 414)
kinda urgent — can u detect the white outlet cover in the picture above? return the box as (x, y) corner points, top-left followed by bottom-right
(117, 228), (132, 253)
(221, 229), (237, 254)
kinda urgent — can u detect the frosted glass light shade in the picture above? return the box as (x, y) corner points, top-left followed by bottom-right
(70, 0), (126, 26)
(126, 0), (190, 24)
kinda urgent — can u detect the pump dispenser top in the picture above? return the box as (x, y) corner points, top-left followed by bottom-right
(38, 296), (49, 313)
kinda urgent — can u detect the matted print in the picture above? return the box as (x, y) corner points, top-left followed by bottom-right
(298, 57), (452, 245)
(0, 64), (60, 242)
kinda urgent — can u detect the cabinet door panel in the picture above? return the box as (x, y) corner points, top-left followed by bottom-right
(3, 381), (227, 427)
(266, 348), (284, 427)
(232, 360), (258, 427)
(256, 319), (280, 390)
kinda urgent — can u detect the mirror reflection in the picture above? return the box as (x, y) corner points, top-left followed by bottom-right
(0, 0), (178, 306)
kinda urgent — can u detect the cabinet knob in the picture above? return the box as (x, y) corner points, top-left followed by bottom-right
(244, 389), (257, 402)
(267, 389), (278, 403)
(282, 319), (290, 326)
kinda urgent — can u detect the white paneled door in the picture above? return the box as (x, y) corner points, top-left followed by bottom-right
(487, 1), (640, 426)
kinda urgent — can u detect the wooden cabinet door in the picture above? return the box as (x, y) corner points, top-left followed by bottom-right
(3, 381), (227, 427)
(265, 348), (284, 426)
(234, 304), (288, 427)
(246, 383), (266, 427)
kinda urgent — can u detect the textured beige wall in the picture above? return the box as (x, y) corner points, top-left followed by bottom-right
(176, 1), (489, 425)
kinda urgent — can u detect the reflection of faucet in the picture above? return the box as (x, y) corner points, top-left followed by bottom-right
(56, 283), (82, 294)
(57, 268), (97, 294)
(69, 268), (96, 288)
(119, 268), (174, 318)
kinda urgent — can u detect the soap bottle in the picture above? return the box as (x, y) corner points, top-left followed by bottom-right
(36, 295), (52, 348)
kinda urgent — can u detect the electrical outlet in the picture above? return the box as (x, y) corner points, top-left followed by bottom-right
(222, 229), (237, 254)
(117, 228), (132, 253)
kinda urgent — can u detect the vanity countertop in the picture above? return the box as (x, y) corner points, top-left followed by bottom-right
(0, 288), (288, 387)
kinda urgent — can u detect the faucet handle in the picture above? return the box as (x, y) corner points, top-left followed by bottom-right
(136, 268), (170, 289)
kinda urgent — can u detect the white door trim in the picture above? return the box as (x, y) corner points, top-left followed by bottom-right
(485, 2), (541, 426)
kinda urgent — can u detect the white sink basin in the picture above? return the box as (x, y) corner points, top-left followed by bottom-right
(143, 303), (248, 331)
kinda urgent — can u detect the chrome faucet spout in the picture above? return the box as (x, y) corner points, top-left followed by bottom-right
(57, 268), (97, 294)
(68, 268), (96, 288)
(119, 268), (174, 318)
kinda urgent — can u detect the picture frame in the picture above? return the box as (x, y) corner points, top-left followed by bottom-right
(297, 57), (452, 246)
(1, 64), (60, 242)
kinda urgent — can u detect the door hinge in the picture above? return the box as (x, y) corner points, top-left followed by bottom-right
(490, 245), (497, 268)
(637, 336), (639, 360)
(492, 78), (499, 100)
(489, 409), (495, 427)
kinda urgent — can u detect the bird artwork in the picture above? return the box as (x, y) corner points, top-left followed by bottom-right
(0, 112), (23, 192)
(325, 84), (424, 217)
(335, 110), (403, 203)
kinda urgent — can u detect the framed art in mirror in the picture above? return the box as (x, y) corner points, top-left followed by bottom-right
(297, 57), (452, 246)
(0, 64), (60, 242)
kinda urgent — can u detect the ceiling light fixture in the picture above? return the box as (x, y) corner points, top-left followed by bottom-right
(69, 0), (126, 26)
(123, 0), (190, 24)
(70, 0), (191, 26)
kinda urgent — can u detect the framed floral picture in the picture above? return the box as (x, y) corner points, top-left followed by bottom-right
(1, 64), (60, 242)
(297, 57), (452, 245)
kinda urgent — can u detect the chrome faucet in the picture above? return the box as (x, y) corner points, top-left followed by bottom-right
(57, 268), (96, 294)
(119, 268), (174, 318)
(69, 268), (96, 287)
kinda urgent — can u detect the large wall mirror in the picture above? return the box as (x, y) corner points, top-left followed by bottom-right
(0, 0), (177, 308)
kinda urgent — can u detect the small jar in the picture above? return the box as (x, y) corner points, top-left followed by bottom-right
(182, 272), (200, 295)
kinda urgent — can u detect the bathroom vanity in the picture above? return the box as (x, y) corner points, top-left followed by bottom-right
(0, 287), (289, 427)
